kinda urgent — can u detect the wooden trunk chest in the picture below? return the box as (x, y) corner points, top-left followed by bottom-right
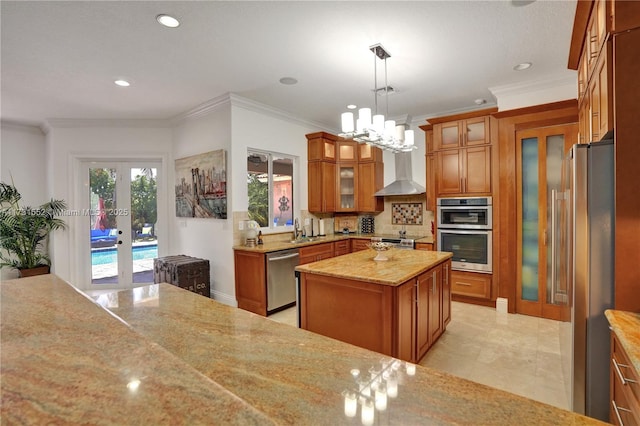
(154, 255), (210, 298)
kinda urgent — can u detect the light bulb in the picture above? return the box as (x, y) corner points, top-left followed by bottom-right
(372, 115), (385, 133)
(342, 112), (354, 133)
(343, 391), (357, 417)
(384, 120), (396, 138)
(361, 399), (375, 426)
(375, 383), (388, 411)
(358, 108), (372, 129)
(404, 130), (415, 147)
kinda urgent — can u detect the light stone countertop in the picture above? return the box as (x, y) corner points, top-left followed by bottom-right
(0, 274), (272, 425)
(295, 248), (453, 285)
(605, 309), (640, 373)
(233, 233), (434, 254)
(1, 274), (606, 425)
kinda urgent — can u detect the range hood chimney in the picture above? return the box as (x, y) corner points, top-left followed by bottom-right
(374, 151), (426, 196)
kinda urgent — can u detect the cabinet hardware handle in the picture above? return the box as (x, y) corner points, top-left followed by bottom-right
(613, 358), (638, 385)
(612, 400), (633, 426)
(456, 282), (472, 287)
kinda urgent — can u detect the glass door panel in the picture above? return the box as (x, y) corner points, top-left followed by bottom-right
(521, 137), (539, 302)
(338, 164), (356, 211)
(86, 161), (160, 289)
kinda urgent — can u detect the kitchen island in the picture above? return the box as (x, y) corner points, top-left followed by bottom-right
(1, 274), (605, 425)
(296, 248), (453, 363)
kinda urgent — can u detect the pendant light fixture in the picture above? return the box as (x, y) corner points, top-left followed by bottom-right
(339, 44), (416, 153)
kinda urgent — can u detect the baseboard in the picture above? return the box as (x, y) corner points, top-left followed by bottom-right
(210, 289), (237, 307)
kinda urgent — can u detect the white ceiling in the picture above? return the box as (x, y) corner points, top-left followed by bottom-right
(1, 0), (578, 131)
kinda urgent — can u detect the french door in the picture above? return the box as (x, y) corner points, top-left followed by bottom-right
(80, 160), (161, 290)
(515, 124), (577, 320)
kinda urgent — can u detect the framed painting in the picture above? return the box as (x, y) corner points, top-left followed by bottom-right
(175, 149), (227, 218)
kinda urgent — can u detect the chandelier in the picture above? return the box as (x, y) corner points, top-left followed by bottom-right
(339, 44), (416, 153)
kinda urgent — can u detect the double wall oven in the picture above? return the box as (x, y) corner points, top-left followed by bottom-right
(436, 197), (492, 273)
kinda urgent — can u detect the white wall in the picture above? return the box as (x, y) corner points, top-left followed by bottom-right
(171, 102), (234, 304)
(0, 122), (48, 280)
(46, 124), (173, 286)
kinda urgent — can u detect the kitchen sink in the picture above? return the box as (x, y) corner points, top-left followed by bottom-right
(290, 237), (316, 244)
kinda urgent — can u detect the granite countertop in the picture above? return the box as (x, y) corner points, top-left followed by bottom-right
(0, 275), (272, 425)
(296, 249), (453, 285)
(233, 233), (435, 254)
(605, 309), (640, 372)
(102, 281), (601, 425)
(1, 274), (604, 425)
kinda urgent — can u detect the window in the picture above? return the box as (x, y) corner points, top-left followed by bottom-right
(247, 149), (295, 229)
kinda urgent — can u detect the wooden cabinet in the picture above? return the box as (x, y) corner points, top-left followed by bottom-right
(399, 260), (450, 362)
(433, 116), (490, 151)
(357, 162), (384, 212)
(610, 331), (640, 425)
(450, 270), (491, 300)
(436, 146), (491, 195)
(334, 239), (350, 257)
(307, 133), (382, 213)
(299, 242), (334, 265)
(337, 163), (357, 212)
(234, 250), (267, 316)
(307, 133), (337, 213)
(351, 238), (371, 252)
(415, 242), (433, 251)
(308, 161), (336, 213)
(424, 127), (437, 212)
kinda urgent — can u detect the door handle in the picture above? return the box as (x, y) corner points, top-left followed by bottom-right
(268, 253), (300, 262)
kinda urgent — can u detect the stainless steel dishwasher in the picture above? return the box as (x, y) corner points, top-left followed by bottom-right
(266, 248), (299, 314)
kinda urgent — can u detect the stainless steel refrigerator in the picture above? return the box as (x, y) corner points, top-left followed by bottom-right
(559, 139), (615, 421)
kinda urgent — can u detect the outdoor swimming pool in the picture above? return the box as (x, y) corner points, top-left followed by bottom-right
(92, 245), (158, 265)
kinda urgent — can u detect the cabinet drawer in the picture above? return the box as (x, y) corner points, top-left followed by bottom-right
(334, 240), (350, 256)
(299, 242), (334, 265)
(415, 242), (433, 251)
(351, 238), (371, 252)
(612, 332), (640, 423)
(450, 271), (491, 299)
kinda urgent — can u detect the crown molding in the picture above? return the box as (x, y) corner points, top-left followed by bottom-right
(412, 102), (498, 126)
(44, 118), (173, 132)
(0, 119), (45, 135)
(228, 93), (335, 133)
(170, 93), (232, 123)
(488, 73), (576, 99)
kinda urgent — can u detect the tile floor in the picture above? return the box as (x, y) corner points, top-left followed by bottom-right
(268, 301), (570, 411)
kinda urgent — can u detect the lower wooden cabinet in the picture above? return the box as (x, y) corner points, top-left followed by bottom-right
(350, 238), (371, 252)
(233, 250), (267, 316)
(450, 270), (491, 300)
(610, 331), (640, 425)
(415, 242), (434, 251)
(333, 239), (350, 256)
(299, 242), (334, 265)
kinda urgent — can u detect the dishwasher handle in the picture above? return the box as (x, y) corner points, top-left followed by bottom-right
(268, 252), (299, 262)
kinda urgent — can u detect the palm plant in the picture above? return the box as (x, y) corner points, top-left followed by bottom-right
(0, 182), (67, 273)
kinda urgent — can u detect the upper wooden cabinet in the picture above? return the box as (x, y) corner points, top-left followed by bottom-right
(433, 116), (490, 150)
(307, 133), (383, 213)
(436, 146), (491, 196)
(307, 133), (337, 213)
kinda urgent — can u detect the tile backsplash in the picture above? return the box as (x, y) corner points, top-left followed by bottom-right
(391, 203), (423, 225)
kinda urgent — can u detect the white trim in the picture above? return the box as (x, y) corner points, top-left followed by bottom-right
(170, 93), (232, 123)
(488, 73), (577, 98)
(0, 119), (45, 135)
(45, 118), (172, 131)
(210, 289), (237, 307)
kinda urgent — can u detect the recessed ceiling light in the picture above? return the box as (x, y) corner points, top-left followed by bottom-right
(156, 14), (180, 28)
(114, 79), (130, 87)
(347, 104), (357, 110)
(279, 77), (298, 85)
(513, 62), (532, 71)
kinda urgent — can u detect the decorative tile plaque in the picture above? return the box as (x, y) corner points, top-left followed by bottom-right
(392, 203), (423, 225)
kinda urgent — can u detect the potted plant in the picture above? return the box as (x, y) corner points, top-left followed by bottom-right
(0, 182), (67, 277)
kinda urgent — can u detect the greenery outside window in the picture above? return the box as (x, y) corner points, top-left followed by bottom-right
(247, 149), (295, 229)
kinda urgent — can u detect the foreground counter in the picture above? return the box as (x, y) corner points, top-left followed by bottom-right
(1, 274), (605, 425)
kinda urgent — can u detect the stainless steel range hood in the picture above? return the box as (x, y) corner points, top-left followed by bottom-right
(374, 151), (426, 196)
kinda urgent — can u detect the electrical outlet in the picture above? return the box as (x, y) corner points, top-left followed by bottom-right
(238, 221), (244, 231)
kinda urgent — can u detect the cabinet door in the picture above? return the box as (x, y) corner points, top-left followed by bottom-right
(442, 261), (451, 327)
(595, 42), (612, 141)
(358, 144), (382, 162)
(463, 146), (491, 194)
(396, 280), (416, 363)
(463, 117), (490, 146)
(426, 154), (436, 211)
(416, 272), (431, 360)
(337, 141), (357, 161)
(351, 238), (370, 252)
(434, 121), (462, 150)
(451, 270), (491, 299)
(428, 265), (443, 345)
(234, 251), (267, 316)
(436, 150), (463, 195)
(337, 163), (357, 212)
(308, 161), (336, 213)
(357, 162), (384, 213)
